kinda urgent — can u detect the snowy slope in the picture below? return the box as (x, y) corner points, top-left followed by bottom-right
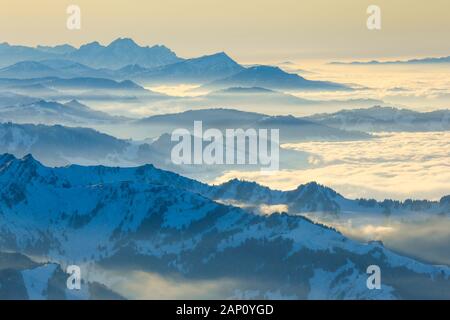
(0, 251), (123, 300)
(0, 154), (449, 299)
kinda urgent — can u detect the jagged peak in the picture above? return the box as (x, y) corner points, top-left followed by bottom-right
(292, 181), (339, 196)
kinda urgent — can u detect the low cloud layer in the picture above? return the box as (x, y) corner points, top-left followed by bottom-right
(214, 132), (450, 201)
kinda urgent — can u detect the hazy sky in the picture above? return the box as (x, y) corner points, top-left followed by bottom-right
(1, 0), (450, 62)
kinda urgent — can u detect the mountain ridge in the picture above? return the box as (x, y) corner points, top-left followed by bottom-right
(0, 154), (449, 299)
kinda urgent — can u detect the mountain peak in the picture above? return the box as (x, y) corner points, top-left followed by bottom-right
(292, 181), (341, 198)
(64, 99), (88, 109)
(213, 51), (230, 58)
(22, 153), (37, 163)
(108, 37), (139, 48)
(80, 41), (102, 48)
(192, 52), (240, 66)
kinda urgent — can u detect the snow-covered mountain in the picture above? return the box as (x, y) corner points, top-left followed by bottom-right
(306, 106), (450, 132)
(209, 179), (450, 218)
(0, 154), (448, 299)
(0, 251), (123, 300)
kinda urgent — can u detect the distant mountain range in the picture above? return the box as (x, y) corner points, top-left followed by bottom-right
(0, 76), (145, 91)
(0, 60), (111, 79)
(202, 65), (352, 91)
(0, 59), (349, 92)
(306, 106), (450, 132)
(209, 179), (450, 217)
(0, 39), (352, 90)
(0, 154), (448, 299)
(135, 108), (370, 142)
(331, 55), (450, 65)
(0, 77), (166, 108)
(196, 87), (384, 109)
(0, 38), (181, 69)
(0, 99), (125, 125)
(0, 54), (245, 84)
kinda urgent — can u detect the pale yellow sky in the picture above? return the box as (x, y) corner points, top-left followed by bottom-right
(1, 0), (450, 62)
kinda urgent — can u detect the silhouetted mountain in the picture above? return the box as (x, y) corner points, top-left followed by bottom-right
(197, 87), (384, 109)
(0, 38), (181, 70)
(0, 42), (60, 67)
(36, 44), (76, 55)
(135, 52), (244, 84)
(204, 66), (351, 91)
(66, 38), (181, 69)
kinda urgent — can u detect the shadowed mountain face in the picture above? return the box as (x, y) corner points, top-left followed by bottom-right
(134, 52), (245, 84)
(0, 123), (130, 166)
(0, 154), (449, 300)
